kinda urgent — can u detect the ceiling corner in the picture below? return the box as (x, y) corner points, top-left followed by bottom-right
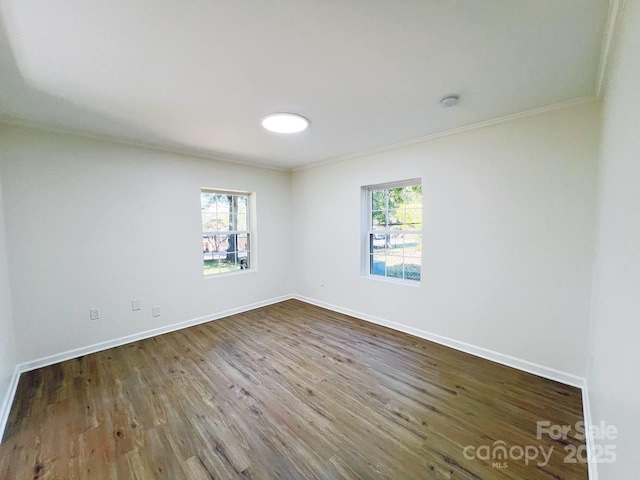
(595, 0), (627, 97)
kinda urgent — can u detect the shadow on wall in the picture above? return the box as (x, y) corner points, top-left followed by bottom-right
(0, 8), (260, 165)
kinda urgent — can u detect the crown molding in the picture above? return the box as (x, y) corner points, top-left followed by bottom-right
(0, 116), (290, 172)
(293, 95), (597, 173)
(0, 4), (618, 174)
(2, 95), (600, 175)
(596, 0), (627, 97)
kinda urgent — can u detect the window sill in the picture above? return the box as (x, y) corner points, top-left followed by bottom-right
(204, 269), (257, 280)
(361, 274), (421, 287)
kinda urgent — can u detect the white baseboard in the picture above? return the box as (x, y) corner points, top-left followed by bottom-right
(18, 294), (294, 373)
(0, 294), (293, 440)
(582, 382), (598, 480)
(294, 294), (596, 478)
(0, 364), (21, 442)
(2, 292), (591, 459)
(292, 294), (586, 389)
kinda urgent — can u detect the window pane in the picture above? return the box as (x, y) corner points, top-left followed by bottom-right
(370, 253), (385, 276)
(240, 250), (251, 270)
(385, 257), (404, 278)
(227, 234), (239, 253)
(219, 234), (250, 271)
(371, 233), (387, 251)
(237, 233), (249, 251)
(223, 251), (241, 273)
(211, 213), (229, 231)
(403, 234), (421, 257)
(204, 234), (228, 254)
(226, 261), (242, 273)
(203, 235), (219, 255)
(388, 209), (404, 230)
(239, 251), (250, 270)
(229, 213), (239, 231)
(204, 259), (220, 275)
(237, 213), (247, 231)
(372, 190), (386, 210)
(372, 210), (385, 229)
(201, 192), (217, 213)
(405, 185), (422, 204)
(403, 208), (422, 230)
(216, 195), (231, 213)
(236, 196), (248, 214)
(389, 187), (405, 209)
(202, 213), (217, 232)
(404, 260), (421, 281)
(385, 234), (403, 255)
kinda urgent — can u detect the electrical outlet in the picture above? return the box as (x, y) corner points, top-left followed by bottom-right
(90, 308), (99, 321)
(152, 306), (161, 317)
(132, 299), (141, 311)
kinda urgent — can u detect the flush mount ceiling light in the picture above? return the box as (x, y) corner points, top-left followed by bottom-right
(439, 95), (460, 108)
(261, 113), (309, 133)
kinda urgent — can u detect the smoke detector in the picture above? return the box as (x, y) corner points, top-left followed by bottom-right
(440, 95), (460, 108)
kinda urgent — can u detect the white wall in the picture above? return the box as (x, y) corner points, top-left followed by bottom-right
(292, 102), (601, 377)
(588, 1), (640, 477)
(0, 169), (17, 427)
(0, 125), (291, 363)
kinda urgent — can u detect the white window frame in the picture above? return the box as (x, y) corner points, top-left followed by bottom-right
(361, 179), (422, 285)
(201, 188), (255, 277)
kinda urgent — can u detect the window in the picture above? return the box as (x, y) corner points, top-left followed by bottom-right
(201, 189), (252, 276)
(364, 180), (422, 282)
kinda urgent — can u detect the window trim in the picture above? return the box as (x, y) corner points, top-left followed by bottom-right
(201, 188), (255, 278)
(361, 178), (422, 285)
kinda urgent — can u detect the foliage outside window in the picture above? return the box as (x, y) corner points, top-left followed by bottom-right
(367, 181), (422, 281)
(201, 190), (251, 276)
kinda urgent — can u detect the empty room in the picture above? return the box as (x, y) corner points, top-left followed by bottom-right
(0, 1), (638, 479)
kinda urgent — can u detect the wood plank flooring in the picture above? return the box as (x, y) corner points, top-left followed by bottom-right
(0, 300), (587, 479)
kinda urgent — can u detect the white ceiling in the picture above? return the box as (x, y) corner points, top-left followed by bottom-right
(0, 1), (610, 169)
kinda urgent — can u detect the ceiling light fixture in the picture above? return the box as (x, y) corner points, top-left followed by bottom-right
(262, 113), (309, 133)
(439, 95), (460, 108)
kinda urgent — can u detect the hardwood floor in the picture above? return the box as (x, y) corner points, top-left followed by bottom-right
(0, 299), (587, 479)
